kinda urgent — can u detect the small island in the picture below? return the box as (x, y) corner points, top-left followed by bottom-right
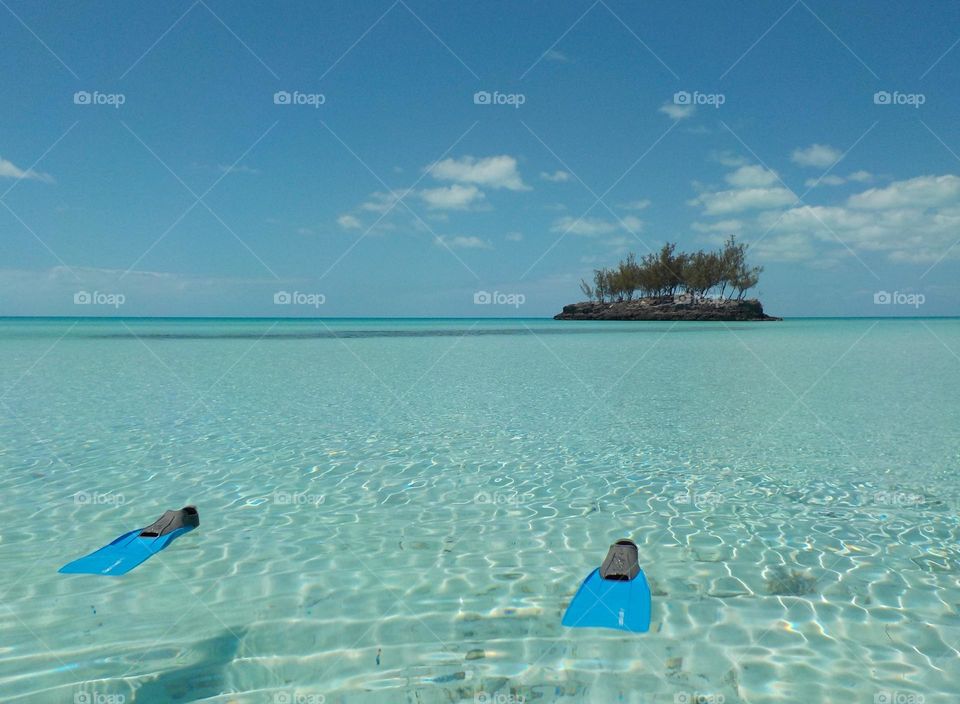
(555, 238), (781, 322)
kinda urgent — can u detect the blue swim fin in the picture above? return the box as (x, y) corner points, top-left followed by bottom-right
(59, 506), (199, 576)
(562, 539), (651, 633)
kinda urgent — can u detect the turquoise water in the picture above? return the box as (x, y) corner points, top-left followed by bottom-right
(1, 317), (959, 704)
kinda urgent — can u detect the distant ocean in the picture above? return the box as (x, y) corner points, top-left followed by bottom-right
(2, 317), (958, 703)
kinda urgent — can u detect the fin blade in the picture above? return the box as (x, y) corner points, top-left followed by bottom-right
(58, 525), (195, 576)
(562, 568), (651, 632)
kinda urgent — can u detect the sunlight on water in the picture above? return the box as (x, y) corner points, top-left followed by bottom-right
(1, 318), (959, 703)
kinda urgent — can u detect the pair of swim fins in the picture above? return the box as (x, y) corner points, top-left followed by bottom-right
(58, 507), (649, 635)
(562, 539), (651, 633)
(59, 506), (199, 576)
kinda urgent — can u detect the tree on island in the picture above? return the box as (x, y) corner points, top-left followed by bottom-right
(579, 236), (763, 304)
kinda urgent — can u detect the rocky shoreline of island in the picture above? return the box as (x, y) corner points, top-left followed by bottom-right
(554, 296), (781, 321)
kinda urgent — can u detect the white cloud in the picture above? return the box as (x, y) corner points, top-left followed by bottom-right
(430, 155), (528, 191)
(337, 214), (361, 229)
(690, 186), (796, 215)
(505, 231), (523, 241)
(847, 174), (960, 210)
(795, 203), (957, 262)
(791, 144), (842, 168)
(619, 198), (651, 211)
(0, 265), (281, 314)
(725, 165), (780, 188)
(419, 184), (485, 210)
(551, 216), (618, 236)
(761, 204), (871, 234)
(692, 163), (796, 215)
(752, 233), (820, 262)
(0, 156), (53, 183)
(693, 219), (744, 233)
(550, 215), (641, 236)
(546, 49), (570, 62)
(710, 151), (748, 167)
(620, 215), (644, 232)
(804, 171), (874, 188)
(604, 236), (634, 255)
(751, 176), (960, 263)
(540, 170), (570, 182)
(805, 175), (846, 187)
(659, 102), (694, 120)
(360, 189), (410, 213)
(434, 235), (491, 249)
(689, 162), (960, 265)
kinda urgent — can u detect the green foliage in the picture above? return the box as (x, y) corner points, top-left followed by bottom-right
(581, 236), (763, 303)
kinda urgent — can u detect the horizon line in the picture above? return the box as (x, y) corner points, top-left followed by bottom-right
(2, 315), (959, 321)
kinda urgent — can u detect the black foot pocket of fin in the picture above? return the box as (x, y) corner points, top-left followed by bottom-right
(139, 506), (199, 538)
(599, 539), (639, 581)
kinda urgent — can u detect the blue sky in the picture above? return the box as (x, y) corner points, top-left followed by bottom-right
(2, 0), (960, 317)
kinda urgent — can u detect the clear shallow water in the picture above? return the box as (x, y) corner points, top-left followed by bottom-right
(1, 317), (959, 704)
